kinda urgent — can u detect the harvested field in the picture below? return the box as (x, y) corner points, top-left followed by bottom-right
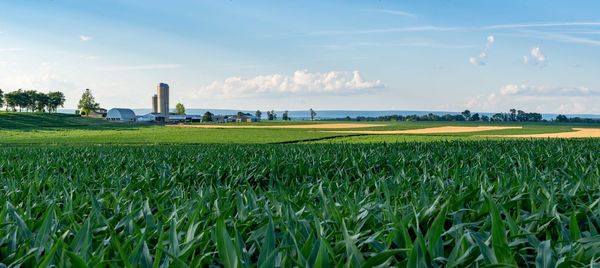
(325, 126), (522, 134)
(169, 123), (385, 129)
(488, 127), (600, 138)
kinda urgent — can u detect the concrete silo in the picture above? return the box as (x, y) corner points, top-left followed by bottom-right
(157, 83), (169, 120)
(151, 94), (158, 114)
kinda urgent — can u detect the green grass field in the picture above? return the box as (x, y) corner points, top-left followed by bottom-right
(1, 113), (599, 267)
(0, 113), (597, 145)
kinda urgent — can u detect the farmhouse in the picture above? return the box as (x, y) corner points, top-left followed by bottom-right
(106, 108), (137, 122)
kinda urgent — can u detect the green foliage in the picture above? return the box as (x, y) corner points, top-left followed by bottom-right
(202, 111), (214, 122)
(0, 140), (598, 266)
(1, 89), (64, 112)
(77, 89), (100, 116)
(175, 103), (186, 115)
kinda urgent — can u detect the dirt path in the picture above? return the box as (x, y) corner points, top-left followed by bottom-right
(169, 123), (385, 129)
(324, 126), (522, 134)
(487, 128), (600, 138)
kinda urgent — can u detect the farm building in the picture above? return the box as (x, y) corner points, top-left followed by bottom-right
(106, 108), (137, 122)
(235, 115), (258, 123)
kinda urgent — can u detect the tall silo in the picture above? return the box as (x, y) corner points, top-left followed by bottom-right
(157, 83), (169, 120)
(151, 94), (158, 114)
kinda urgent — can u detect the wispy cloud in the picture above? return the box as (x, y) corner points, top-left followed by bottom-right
(374, 9), (416, 18)
(312, 41), (474, 50)
(309, 21), (600, 38)
(500, 84), (599, 96)
(197, 70), (384, 98)
(310, 26), (462, 36)
(482, 22), (600, 30)
(0, 48), (23, 52)
(79, 35), (93, 42)
(98, 64), (183, 71)
(520, 30), (600, 46)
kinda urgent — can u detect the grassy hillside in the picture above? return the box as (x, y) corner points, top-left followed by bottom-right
(0, 112), (115, 129)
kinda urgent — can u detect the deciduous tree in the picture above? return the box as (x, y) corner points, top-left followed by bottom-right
(77, 89), (100, 117)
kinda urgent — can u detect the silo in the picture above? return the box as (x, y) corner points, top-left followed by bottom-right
(151, 94), (158, 114)
(157, 83), (169, 120)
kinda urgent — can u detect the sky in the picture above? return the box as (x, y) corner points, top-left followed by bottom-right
(1, 0), (600, 114)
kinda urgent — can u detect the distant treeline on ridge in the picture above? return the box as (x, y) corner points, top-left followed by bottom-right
(324, 109), (600, 123)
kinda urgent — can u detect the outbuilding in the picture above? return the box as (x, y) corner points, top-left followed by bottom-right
(106, 108), (137, 122)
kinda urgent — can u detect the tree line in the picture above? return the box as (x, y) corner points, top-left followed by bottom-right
(0, 89), (66, 112)
(326, 109), (548, 122)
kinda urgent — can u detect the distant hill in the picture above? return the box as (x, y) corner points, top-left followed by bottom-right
(0, 113), (114, 129)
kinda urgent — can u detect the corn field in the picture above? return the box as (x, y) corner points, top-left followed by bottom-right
(0, 140), (599, 267)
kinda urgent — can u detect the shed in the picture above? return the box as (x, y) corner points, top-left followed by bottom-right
(106, 108), (137, 122)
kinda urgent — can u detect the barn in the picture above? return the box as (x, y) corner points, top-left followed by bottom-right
(106, 108), (137, 122)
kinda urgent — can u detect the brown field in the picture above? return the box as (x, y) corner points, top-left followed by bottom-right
(325, 126), (522, 134)
(169, 123), (385, 129)
(488, 128), (600, 138)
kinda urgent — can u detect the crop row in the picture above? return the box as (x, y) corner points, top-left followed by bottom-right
(0, 140), (599, 267)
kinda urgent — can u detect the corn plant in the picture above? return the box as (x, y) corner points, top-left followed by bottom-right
(0, 140), (599, 267)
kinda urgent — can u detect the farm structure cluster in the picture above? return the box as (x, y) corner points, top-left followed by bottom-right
(105, 83), (258, 123)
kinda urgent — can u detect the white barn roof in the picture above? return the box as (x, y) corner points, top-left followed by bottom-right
(107, 108), (136, 121)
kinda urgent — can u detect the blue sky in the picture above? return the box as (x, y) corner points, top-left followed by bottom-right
(1, 0), (600, 114)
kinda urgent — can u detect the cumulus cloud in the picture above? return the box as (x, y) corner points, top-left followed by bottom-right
(79, 35), (93, 42)
(464, 84), (600, 114)
(469, 35), (495, 65)
(500, 84), (598, 96)
(523, 47), (546, 66)
(197, 70), (384, 98)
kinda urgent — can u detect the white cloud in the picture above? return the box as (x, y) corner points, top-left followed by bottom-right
(499, 84), (598, 96)
(469, 35), (495, 66)
(79, 35), (93, 42)
(523, 47), (547, 66)
(375, 9), (416, 18)
(97, 64), (183, 71)
(0, 48), (24, 52)
(464, 84), (600, 114)
(197, 70), (384, 98)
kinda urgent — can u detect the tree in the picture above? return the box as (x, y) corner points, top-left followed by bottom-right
(4, 91), (18, 112)
(461, 110), (471, 121)
(47, 92), (66, 113)
(12, 89), (28, 112)
(271, 110), (277, 120)
(481, 115), (489, 122)
(32, 91), (50, 112)
(202, 111), (214, 122)
(282, 110), (289, 120)
(0, 89), (3, 110)
(309, 108), (317, 121)
(509, 109), (517, 121)
(255, 110), (262, 121)
(175, 103), (186, 115)
(77, 89), (100, 117)
(556, 114), (568, 122)
(470, 113), (480, 121)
